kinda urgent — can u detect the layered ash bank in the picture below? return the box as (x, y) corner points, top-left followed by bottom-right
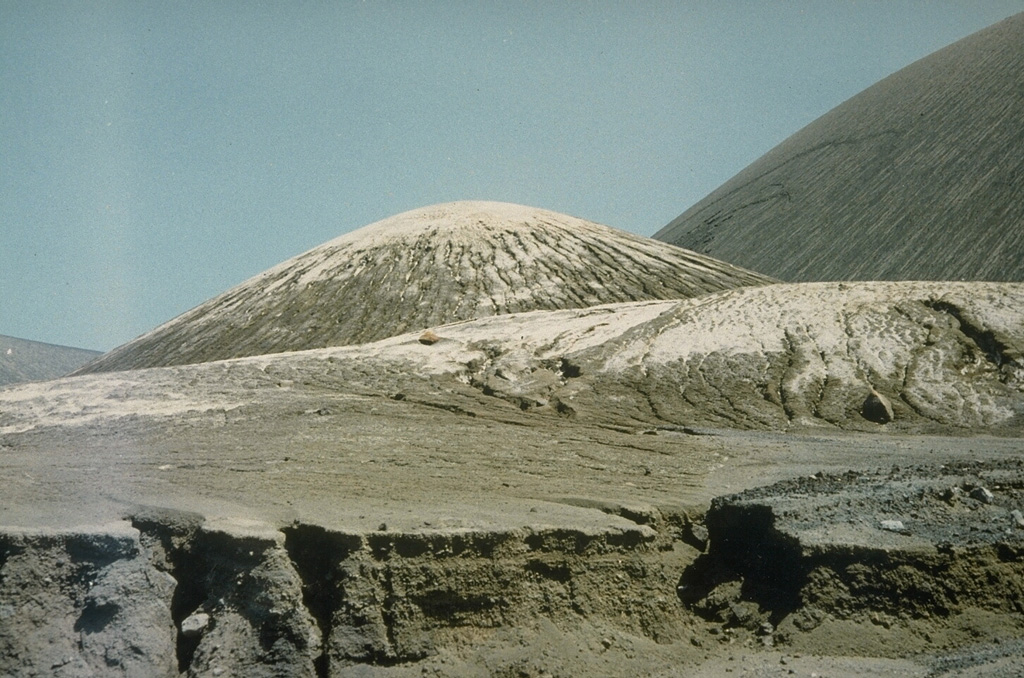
(680, 459), (1024, 652)
(0, 507), (696, 677)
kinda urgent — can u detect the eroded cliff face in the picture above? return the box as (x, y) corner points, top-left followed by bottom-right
(0, 523), (178, 676)
(0, 507), (694, 677)
(6, 462), (1024, 677)
(678, 460), (1024, 657)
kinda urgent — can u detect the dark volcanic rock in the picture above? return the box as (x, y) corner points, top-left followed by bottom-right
(76, 201), (770, 373)
(655, 13), (1024, 282)
(861, 390), (894, 424)
(0, 523), (178, 677)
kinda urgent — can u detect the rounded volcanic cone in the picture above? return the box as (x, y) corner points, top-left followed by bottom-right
(76, 201), (771, 373)
(655, 12), (1024, 282)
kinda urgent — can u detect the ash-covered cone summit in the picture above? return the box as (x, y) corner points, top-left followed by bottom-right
(77, 201), (771, 373)
(655, 12), (1024, 282)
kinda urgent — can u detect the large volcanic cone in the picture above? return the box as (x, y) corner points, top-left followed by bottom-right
(77, 201), (771, 373)
(655, 13), (1024, 282)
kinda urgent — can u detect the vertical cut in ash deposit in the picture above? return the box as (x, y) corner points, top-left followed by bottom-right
(76, 201), (771, 373)
(656, 13), (1024, 282)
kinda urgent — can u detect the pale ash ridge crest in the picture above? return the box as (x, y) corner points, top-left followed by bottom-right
(29, 281), (1023, 434)
(75, 201), (771, 373)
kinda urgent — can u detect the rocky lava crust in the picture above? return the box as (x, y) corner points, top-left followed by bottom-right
(680, 459), (1024, 672)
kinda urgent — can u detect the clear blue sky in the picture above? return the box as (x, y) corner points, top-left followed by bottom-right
(3, 2), (1022, 351)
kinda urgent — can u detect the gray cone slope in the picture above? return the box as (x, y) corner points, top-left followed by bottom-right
(655, 12), (1024, 282)
(0, 335), (100, 387)
(76, 201), (771, 373)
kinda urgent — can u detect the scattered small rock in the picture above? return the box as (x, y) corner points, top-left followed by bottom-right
(869, 611), (893, 629)
(1011, 509), (1024, 528)
(727, 601), (757, 627)
(683, 522), (709, 551)
(861, 389), (894, 424)
(941, 486), (965, 505)
(969, 487), (995, 504)
(418, 330), (441, 345)
(880, 519), (908, 534)
(181, 612), (211, 638)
